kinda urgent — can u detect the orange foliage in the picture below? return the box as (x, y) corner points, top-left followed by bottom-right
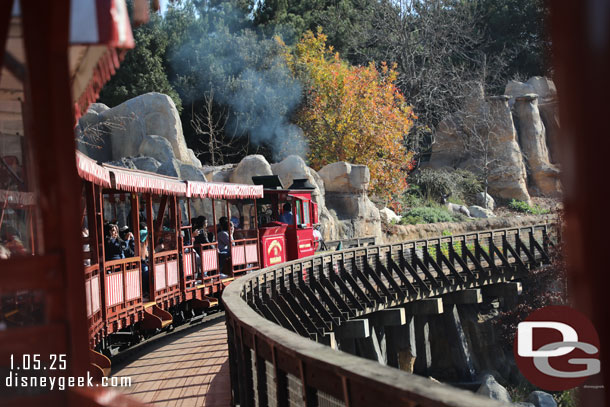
(281, 29), (416, 204)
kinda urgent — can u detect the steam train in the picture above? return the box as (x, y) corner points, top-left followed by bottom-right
(11, 151), (319, 374)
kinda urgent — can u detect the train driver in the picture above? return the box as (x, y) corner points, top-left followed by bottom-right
(279, 202), (294, 225)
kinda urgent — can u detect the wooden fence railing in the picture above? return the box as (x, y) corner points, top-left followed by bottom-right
(223, 223), (554, 407)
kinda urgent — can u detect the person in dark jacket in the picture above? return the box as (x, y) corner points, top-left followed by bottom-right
(193, 216), (211, 245)
(105, 224), (125, 261)
(120, 227), (136, 258)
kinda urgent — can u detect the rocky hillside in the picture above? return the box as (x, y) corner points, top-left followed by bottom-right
(78, 85), (561, 243)
(426, 76), (561, 204)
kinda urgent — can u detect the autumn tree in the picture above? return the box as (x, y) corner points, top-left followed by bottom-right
(283, 30), (416, 203)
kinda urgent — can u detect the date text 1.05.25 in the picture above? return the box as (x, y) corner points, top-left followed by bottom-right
(10, 354), (67, 371)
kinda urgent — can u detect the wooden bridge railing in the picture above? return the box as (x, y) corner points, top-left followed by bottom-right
(222, 223), (554, 407)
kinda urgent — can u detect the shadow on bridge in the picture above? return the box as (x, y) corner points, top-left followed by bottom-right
(112, 319), (232, 407)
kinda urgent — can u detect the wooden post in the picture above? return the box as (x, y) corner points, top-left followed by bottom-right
(20, 0), (89, 377)
(145, 193), (155, 300)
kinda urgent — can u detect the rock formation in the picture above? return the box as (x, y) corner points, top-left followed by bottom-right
(485, 95), (531, 202)
(427, 76), (562, 203)
(513, 94), (561, 197)
(428, 95), (530, 203)
(319, 162), (382, 239)
(476, 374), (512, 402)
(230, 155), (273, 184)
(76, 93), (207, 183)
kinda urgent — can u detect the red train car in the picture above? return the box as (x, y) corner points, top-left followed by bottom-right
(74, 159), (323, 358)
(76, 151), (264, 355)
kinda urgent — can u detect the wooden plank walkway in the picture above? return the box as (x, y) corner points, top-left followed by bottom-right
(113, 319), (232, 407)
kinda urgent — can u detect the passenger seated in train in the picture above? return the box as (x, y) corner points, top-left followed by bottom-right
(230, 215), (240, 229)
(193, 216), (211, 245)
(217, 217), (234, 276)
(120, 227), (136, 258)
(104, 223), (125, 261)
(140, 229), (150, 298)
(279, 202), (294, 225)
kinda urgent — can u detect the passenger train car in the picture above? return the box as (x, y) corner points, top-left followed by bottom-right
(72, 152), (319, 373)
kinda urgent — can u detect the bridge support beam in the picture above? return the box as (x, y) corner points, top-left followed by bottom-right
(442, 304), (476, 381)
(404, 298), (444, 315)
(335, 319), (369, 354)
(399, 298), (444, 376)
(386, 315), (416, 371)
(413, 316), (432, 375)
(442, 289), (482, 306)
(482, 282), (522, 309)
(356, 325), (386, 365)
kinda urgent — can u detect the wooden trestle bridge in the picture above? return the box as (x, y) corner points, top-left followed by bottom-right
(222, 223), (554, 407)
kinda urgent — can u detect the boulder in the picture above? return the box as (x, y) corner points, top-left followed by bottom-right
(526, 76), (557, 100)
(515, 403), (535, 407)
(132, 156), (161, 173)
(318, 162), (379, 239)
(201, 164), (236, 183)
(468, 205), (496, 219)
(505, 80), (536, 106)
(157, 158), (181, 178)
(138, 135), (174, 163)
(87, 103), (110, 114)
(100, 92), (190, 162)
(514, 95), (561, 197)
(106, 157), (137, 169)
(76, 108), (113, 162)
(380, 208), (401, 224)
(272, 155), (314, 190)
(318, 162), (370, 193)
(188, 149), (203, 168)
(230, 155), (273, 184)
(272, 155), (325, 203)
(475, 192), (495, 210)
(527, 391), (557, 407)
(179, 163), (207, 182)
(324, 193), (381, 239)
(476, 374), (511, 402)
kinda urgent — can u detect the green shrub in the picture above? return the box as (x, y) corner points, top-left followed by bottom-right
(399, 185), (425, 208)
(508, 199), (550, 215)
(454, 169), (484, 202)
(410, 168), (483, 205)
(400, 206), (457, 225)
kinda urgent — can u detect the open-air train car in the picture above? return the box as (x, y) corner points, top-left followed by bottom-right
(76, 151), (265, 353)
